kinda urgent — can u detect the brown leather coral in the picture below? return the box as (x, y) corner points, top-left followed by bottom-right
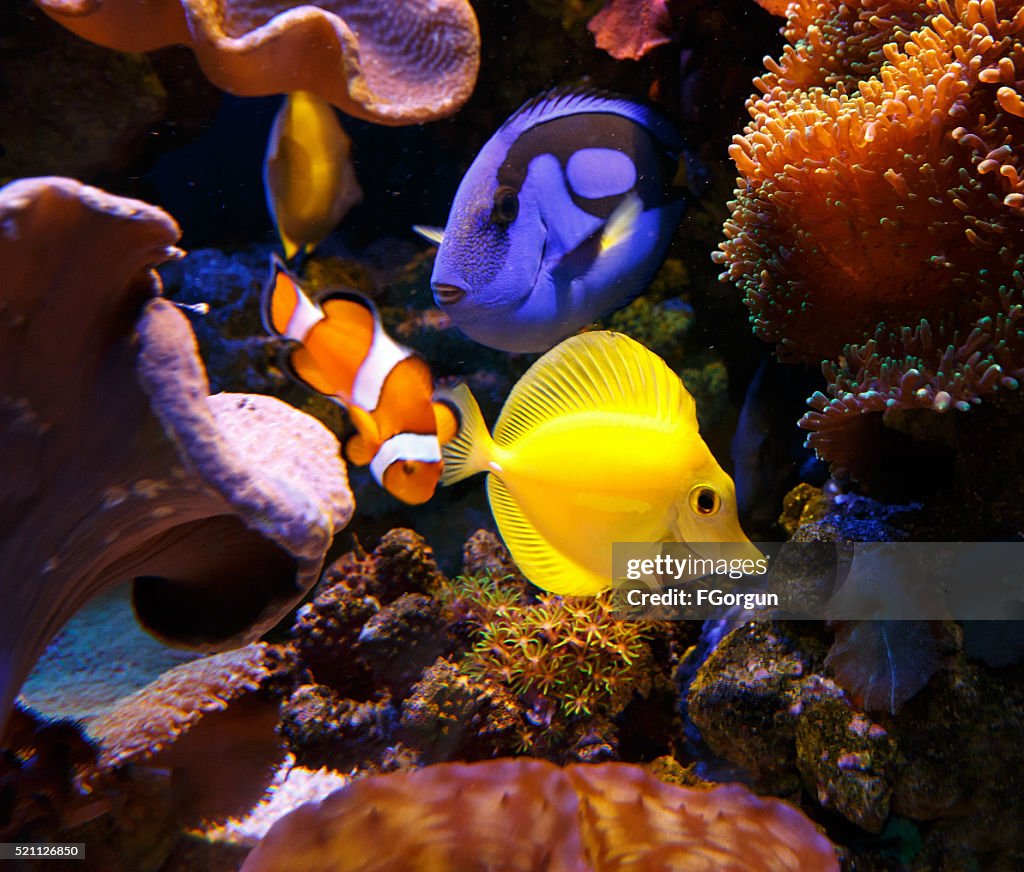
(713, 0), (1024, 476)
(0, 177), (352, 737)
(34, 0), (480, 125)
(241, 759), (839, 871)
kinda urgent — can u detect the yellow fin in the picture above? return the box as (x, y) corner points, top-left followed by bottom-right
(439, 385), (494, 485)
(487, 475), (609, 596)
(433, 400), (459, 445)
(599, 192), (642, 254)
(492, 331), (697, 447)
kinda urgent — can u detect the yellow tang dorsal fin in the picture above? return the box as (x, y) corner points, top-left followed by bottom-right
(487, 476), (610, 596)
(492, 331), (697, 448)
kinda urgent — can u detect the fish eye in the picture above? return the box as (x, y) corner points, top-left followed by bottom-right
(689, 485), (721, 516)
(491, 186), (519, 226)
(403, 461), (416, 476)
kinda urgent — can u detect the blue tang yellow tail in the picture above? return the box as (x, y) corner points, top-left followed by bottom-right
(429, 87), (688, 353)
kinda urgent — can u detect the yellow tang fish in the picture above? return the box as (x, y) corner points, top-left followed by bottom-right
(441, 331), (760, 595)
(262, 258), (457, 504)
(264, 91), (363, 261)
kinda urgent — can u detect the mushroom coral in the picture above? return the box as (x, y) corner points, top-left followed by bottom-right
(34, 0), (480, 125)
(241, 759), (839, 871)
(0, 177), (352, 738)
(713, 0), (1024, 476)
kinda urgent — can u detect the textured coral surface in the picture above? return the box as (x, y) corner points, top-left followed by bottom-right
(241, 759), (839, 871)
(34, 0), (481, 124)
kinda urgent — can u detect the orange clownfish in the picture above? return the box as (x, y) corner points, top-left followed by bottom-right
(261, 257), (457, 504)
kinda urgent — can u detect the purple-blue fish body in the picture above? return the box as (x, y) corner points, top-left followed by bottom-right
(430, 88), (688, 353)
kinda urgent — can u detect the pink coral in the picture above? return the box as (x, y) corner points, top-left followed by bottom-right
(588, 0), (674, 61)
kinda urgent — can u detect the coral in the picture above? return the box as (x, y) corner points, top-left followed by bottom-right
(688, 622), (823, 793)
(85, 644), (285, 823)
(794, 697), (896, 832)
(587, 0), (673, 61)
(367, 529), (448, 600)
(778, 482), (832, 536)
(779, 493), (960, 713)
(687, 621), (905, 832)
(399, 658), (522, 761)
(88, 645), (272, 768)
(0, 177), (352, 736)
(713, 0), (1024, 475)
(290, 530), (451, 696)
(460, 528), (530, 589)
(291, 578), (379, 696)
(279, 685), (395, 772)
(19, 585), (201, 724)
(355, 593), (455, 698)
(316, 528), (447, 604)
(443, 577), (652, 721)
(35, 0), (481, 125)
(888, 650), (1024, 864)
(240, 758), (839, 871)
(684, 612), (1024, 861)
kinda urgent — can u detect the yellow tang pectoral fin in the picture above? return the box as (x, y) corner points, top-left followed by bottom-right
(487, 476), (610, 597)
(432, 400), (459, 445)
(344, 405), (381, 466)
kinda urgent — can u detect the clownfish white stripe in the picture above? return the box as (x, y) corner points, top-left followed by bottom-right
(351, 325), (412, 412)
(369, 432), (442, 485)
(285, 286), (324, 342)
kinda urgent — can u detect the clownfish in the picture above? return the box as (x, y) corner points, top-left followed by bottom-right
(261, 258), (457, 504)
(441, 331), (761, 595)
(264, 91), (363, 261)
(425, 87), (689, 353)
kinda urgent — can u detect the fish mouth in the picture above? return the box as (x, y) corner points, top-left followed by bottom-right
(433, 283), (466, 305)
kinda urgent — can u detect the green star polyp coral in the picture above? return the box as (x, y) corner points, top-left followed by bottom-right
(714, 0), (1024, 476)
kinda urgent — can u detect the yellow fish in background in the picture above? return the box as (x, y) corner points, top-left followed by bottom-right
(264, 91), (363, 261)
(262, 258), (458, 505)
(441, 331), (761, 595)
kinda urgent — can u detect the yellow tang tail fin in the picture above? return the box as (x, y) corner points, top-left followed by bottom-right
(438, 384), (494, 485)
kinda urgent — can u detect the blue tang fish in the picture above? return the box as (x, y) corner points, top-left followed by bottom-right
(428, 87), (688, 353)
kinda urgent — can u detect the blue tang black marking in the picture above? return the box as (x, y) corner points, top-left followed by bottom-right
(430, 88), (688, 353)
